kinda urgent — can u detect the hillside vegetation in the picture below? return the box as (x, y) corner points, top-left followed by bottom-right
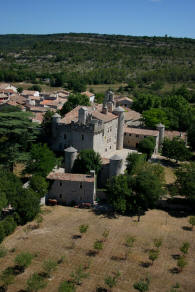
(0, 33), (195, 88)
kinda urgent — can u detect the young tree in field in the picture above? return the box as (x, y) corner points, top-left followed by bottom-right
(58, 280), (76, 292)
(189, 216), (195, 230)
(94, 240), (103, 252)
(15, 252), (34, 272)
(148, 249), (159, 265)
(104, 271), (120, 291)
(79, 224), (89, 236)
(26, 273), (47, 292)
(0, 269), (15, 291)
(177, 256), (187, 272)
(102, 229), (110, 241)
(133, 277), (150, 292)
(153, 238), (162, 249)
(162, 138), (191, 162)
(137, 137), (156, 160)
(70, 265), (88, 285)
(42, 259), (57, 278)
(72, 149), (102, 175)
(180, 242), (190, 256)
(25, 144), (57, 177)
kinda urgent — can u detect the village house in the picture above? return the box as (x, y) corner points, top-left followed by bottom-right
(115, 96), (133, 108)
(81, 91), (95, 103)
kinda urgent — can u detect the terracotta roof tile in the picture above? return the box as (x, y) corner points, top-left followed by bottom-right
(164, 131), (187, 141)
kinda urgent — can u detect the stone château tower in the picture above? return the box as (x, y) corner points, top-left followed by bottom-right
(64, 146), (77, 173)
(109, 154), (123, 178)
(113, 106), (125, 150)
(156, 123), (165, 148)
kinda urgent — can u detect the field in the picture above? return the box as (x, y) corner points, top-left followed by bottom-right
(1, 206), (195, 292)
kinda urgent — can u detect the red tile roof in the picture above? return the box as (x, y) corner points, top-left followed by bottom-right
(125, 127), (159, 136)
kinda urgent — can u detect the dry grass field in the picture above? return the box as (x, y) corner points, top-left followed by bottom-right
(1, 206), (195, 292)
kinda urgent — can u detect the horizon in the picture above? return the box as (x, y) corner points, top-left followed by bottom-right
(0, 0), (195, 39)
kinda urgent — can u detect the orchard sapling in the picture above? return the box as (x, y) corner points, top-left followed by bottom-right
(189, 216), (195, 230)
(149, 249), (159, 265)
(180, 242), (190, 256)
(177, 256), (187, 272)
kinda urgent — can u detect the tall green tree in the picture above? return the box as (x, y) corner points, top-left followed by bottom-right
(25, 144), (57, 177)
(60, 93), (90, 116)
(138, 137), (156, 160)
(162, 138), (191, 162)
(72, 149), (102, 175)
(126, 153), (146, 175)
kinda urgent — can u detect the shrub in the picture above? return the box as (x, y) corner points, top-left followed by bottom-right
(180, 242), (190, 255)
(153, 238), (162, 249)
(125, 236), (136, 248)
(0, 246), (7, 258)
(189, 216), (195, 230)
(0, 269), (15, 290)
(2, 216), (17, 236)
(133, 278), (150, 292)
(58, 280), (76, 292)
(70, 265), (88, 285)
(79, 224), (88, 235)
(104, 271), (120, 289)
(35, 214), (43, 224)
(0, 223), (5, 243)
(15, 252), (34, 271)
(94, 240), (103, 251)
(149, 249), (159, 265)
(177, 256), (187, 272)
(42, 259), (57, 277)
(102, 229), (110, 241)
(26, 273), (47, 292)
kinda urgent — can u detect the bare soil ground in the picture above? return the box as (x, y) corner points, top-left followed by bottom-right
(1, 206), (195, 292)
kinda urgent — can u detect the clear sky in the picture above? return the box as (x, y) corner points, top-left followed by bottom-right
(0, 0), (195, 38)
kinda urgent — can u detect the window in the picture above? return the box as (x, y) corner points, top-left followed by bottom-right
(110, 146), (112, 149)
(124, 133), (126, 136)
(59, 194), (62, 198)
(81, 134), (84, 140)
(64, 134), (67, 139)
(136, 135), (139, 138)
(129, 134), (131, 136)
(80, 183), (82, 189)
(60, 182), (62, 186)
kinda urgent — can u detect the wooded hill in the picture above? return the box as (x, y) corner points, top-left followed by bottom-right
(0, 33), (195, 87)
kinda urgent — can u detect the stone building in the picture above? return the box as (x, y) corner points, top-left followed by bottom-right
(47, 170), (96, 205)
(51, 91), (125, 156)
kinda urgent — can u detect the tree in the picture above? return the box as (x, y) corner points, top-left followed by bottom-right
(42, 259), (57, 278)
(126, 153), (146, 175)
(0, 110), (39, 170)
(2, 216), (17, 236)
(29, 175), (48, 198)
(153, 238), (162, 249)
(60, 93), (90, 116)
(177, 256), (187, 272)
(173, 162), (195, 201)
(79, 224), (88, 236)
(25, 144), (57, 177)
(189, 216), (195, 230)
(28, 85), (42, 92)
(188, 119), (195, 150)
(26, 273), (47, 292)
(70, 265), (88, 285)
(162, 138), (191, 162)
(137, 137), (156, 160)
(142, 108), (169, 128)
(132, 93), (161, 113)
(15, 252), (34, 271)
(148, 249), (159, 265)
(94, 240), (103, 252)
(14, 188), (40, 225)
(0, 223), (5, 243)
(0, 269), (15, 291)
(0, 192), (7, 215)
(17, 87), (23, 93)
(133, 278), (150, 292)
(58, 281), (76, 292)
(72, 149), (102, 175)
(180, 242), (190, 255)
(104, 271), (120, 290)
(40, 110), (55, 143)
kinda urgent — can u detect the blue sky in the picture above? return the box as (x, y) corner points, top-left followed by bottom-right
(0, 0), (195, 38)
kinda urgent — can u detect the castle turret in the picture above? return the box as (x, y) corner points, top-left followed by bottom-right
(107, 101), (114, 113)
(79, 107), (88, 125)
(113, 106), (125, 150)
(64, 146), (77, 173)
(52, 113), (61, 138)
(109, 154), (123, 178)
(156, 123), (165, 148)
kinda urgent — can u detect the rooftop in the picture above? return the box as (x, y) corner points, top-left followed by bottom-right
(125, 127), (159, 136)
(47, 172), (95, 183)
